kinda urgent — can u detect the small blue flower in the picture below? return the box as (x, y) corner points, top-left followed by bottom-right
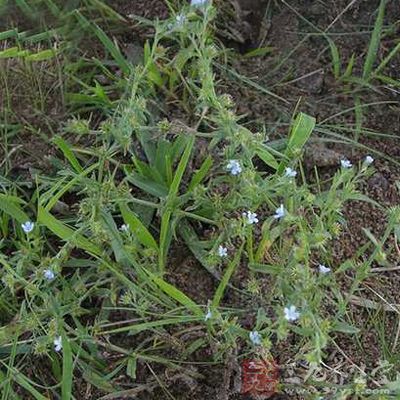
(54, 336), (62, 352)
(318, 264), (331, 274)
(168, 13), (186, 30)
(191, 0), (208, 6)
(284, 305), (300, 322)
(226, 160), (242, 176)
(44, 269), (56, 281)
(242, 211), (259, 225)
(364, 155), (374, 165)
(204, 309), (212, 321)
(340, 159), (352, 169)
(273, 204), (285, 220)
(285, 167), (297, 178)
(21, 221), (34, 233)
(218, 245), (228, 257)
(249, 330), (262, 346)
(175, 14), (186, 25)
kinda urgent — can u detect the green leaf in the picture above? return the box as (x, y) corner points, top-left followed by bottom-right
(38, 205), (102, 255)
(26, 49), (56, 62)
(346, 193), (383, 209)
(326, 37), (341, 79)
(74, 11), (131, 75)
(0, 46), (29, 59)
(44, 163), (99, 212)
(279, 112), (315, 173)
(127, 172), (168, 198)
(159, 136), (195, 272)
(332, 321), (360, 334)
(119, 204), (158, 251)
(187, 155), (213, 192)
(126, 357), (137, 380)
(242, 46), (274, 58)
(144, 41), (163, 87)
(53, 136), (84, 173)
(61, 333), (73, 400)
(363, 0), (386, 80)
(10, 369), (47, 400)
(373, 41), (400, 77)
(0, 194), (29, 223)
(342, 53), (355, 79)
(82, 369), (115, 392)
(146, 270), (202, 317)
(255, 146), (279, 169)
(212, 243), (243, 308)
(100, 211), (127, 264)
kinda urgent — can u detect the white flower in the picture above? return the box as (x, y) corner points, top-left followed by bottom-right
(242, 211), (259, 225)
(364, 155), (374, 165)
(175, 14), (186, 25)
(120, 224), (129, 232)
(21, 221), (34, 233)
(340, 159), (352, 169)
(44, 269), (55, 281)
(226, 159), (242, 176)
(218, 245), (228, 257)
(204, 309), (212, 321)
(318, 264), (331, 274)
(284, 305), (300, 322)
(54, 336), (62, 352)
(273, 204), (285, 220)
(285, 167), (297, 178)
(191, 0), (208, 7)
(249, 330), (262, 346)
(168, 13), (186, 30)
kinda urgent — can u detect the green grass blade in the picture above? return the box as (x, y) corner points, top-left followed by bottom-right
(145, 270), (202, 317)
(0, 194), (29, 223)
(255, 145), (279, 170)
(119, 204), (158, 251)
(159, 136), (195, 272)
(342, 53), (355, 79)
(61, 333), (73, 400)
(74, 11), (131, 75)
(187, 155), (213, 192)
(100, 211), (127, 264)
(1, 364), (47, 400)
(327, 37), (341, 79)
(373, 41), (400, 76)
(127, 172), (168, 197)
(25, 49), (56, 62)
(212, 243), (243, 308)
(53, 136), (84, 173)
(15, 0), (34, 16)
(278, 112), (315, 173)
(43, 163), (99, 211)
(38, 205), (102, 255)
(169, 136), (195, 196)
(362, 0), (387, 80)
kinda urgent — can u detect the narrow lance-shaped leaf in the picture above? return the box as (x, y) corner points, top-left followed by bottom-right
(278, 112), (315, 173)
(119, 203), (158, 251)
(38, 205), (102, 256)
(159, 135), (195, 272)
(53, 136), (84, 173)
(61, 331), (73, 400)
(0, 194), (29, 223)
(212, 243), (244, 308)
